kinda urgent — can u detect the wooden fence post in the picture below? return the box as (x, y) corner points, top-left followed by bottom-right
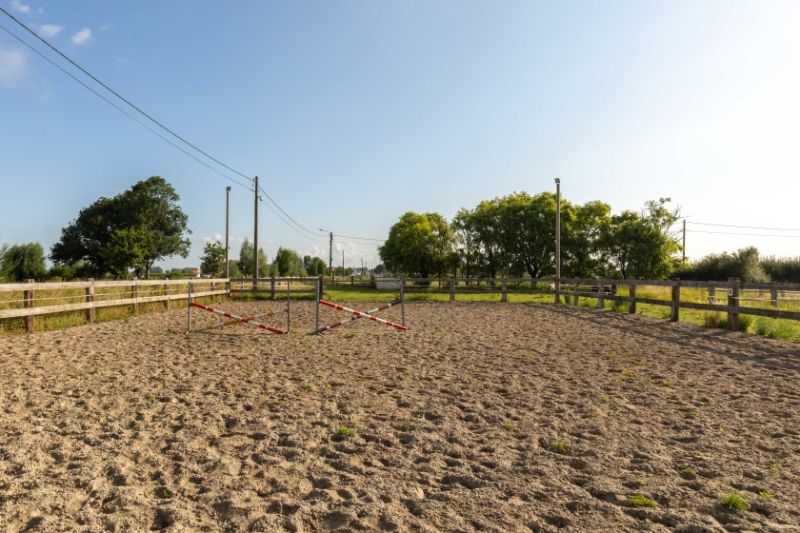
(86, 278), (95, 323)
(770, 287), (778, 308)
(501, 281), (508, 303)
(670, 280), (680, 322)
(628, 282), (636, 314)
(554, 277), (560, 305)
(24, 279), (34, 333)
(573, 278), (579, 306)
(708, 287), (716, 304)
(227, 279), (232, 301)
(728, 278), (740, 331)
(132, 279), (139, 316)
(449, 278), (456, 302)
(596, 282), (604, 310)
(270, 275), (276, 299)
(164, 282), (169, 310)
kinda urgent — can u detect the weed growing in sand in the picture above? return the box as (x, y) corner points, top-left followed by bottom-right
(769, 463), (779, 473)
(156, 488), (173, 499)
(680, 467), (697, 479)
(600, 395), (610, 403)
(302, 384), (315, 392)
(634, 478), (645, 487)
(622, 370), (635, 378)
(627, 494), (657, 508)
(549, 440), (571, 454)
(659, 379), (673, 387)
(690, 411), (700, 418)
(502, 423), (515, 432)
(758, 490), (774, 501)
(336, 427), (356, 438)
(721, 492), (748, 511)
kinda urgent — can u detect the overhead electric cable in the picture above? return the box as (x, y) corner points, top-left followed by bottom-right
(257, 184), (323, 239)
(0, 5), (253, 184)
(687, 221), (800, 232)
(686, 229), (800, 238)
(0, 23), (252, 190)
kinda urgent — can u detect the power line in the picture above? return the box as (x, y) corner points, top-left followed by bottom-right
(334, 234), (385, 242)
(0, 5), (253, 184)
(257, 184), (323, 239)
(687, 220), (800, 232)
(686, 229), (800, 238)
(0, 22), (252, 190)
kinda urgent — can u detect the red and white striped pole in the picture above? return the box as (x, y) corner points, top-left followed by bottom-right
(315, 299), (401, 334)
(191, 302), (286, 334)
(319, 299), (408, 331)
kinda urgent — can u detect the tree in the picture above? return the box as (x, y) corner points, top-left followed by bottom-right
(600, 199), (681, 279)
(200, 241), (227, 277)
(305, 256), (327, 276)
(51, 176), (190, 278)
(373, 264), (385, 275)
(1, 242), (47, 281)
(274, 247), (306, 276)
(676, 247), (769, 282)
(379, 212), (454, 278)
(238, 239), (269, 278)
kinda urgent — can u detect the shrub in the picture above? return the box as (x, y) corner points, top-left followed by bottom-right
(703, 312), (723, 328)
(335, 427), (356, 438)
(549, 439), (571, 454)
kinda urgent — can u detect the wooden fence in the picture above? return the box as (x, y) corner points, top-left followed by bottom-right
(3, 276), (800, 334)
(0, 278), (229, 332)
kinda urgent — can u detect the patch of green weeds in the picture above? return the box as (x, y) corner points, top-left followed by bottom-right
(758, 490), (774, 501)
(502, 423), (515, 432)
(680, 466), (697, 479)
(627, 494), (657, 508)
(721, 492), (748, 511)
(156, 487), (173, 499)
(335, 427), (356, 438)
(549, 439), (571, 454)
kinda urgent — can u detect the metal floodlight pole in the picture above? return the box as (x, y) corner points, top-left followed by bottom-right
(555, 177), (561, 304)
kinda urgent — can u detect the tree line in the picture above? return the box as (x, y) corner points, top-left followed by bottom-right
(198, 239), (328, 279)
(378, 192), (682, 280)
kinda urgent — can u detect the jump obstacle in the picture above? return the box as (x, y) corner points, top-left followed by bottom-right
(314, 276), (407, 334)
(187, 282), (289, 334)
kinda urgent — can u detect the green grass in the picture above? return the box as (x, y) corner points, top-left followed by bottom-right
(502, 423), (515, 432)
(627, 494), (658, 508)
(335, 426), (356, 438)
(758, 490), (774, 501)
(680, 466), (697, 479)
(156, 487), (173, 499)
(721, 492), (748, 511)
(549, 439), (571, 454)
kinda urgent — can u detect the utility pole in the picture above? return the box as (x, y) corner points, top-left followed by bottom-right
(225, 186), (231, 278)
(554, 177), (561, 304)
(253, 176), (259, 289)
(342, 250), (345, 274)
(329, 232), (334, 282)
(682, 219), (686, 264)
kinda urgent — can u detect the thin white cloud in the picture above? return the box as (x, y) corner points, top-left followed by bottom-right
(38, 24), (63, 39)
(71, 27), (92, 46)
(0, 46), (28, 85)
(99, 24), (114, 32)
(10, 0), (31, 13)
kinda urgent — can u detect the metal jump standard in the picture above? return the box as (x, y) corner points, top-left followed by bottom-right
(314, 276), (407, 334)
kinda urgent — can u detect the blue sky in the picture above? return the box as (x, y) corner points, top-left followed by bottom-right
(1, 0), (799, 270)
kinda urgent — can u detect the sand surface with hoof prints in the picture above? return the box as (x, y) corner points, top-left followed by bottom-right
(1, 301), (799, 532)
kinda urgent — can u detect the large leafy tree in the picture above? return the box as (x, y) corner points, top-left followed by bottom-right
(1, 242), (47, 281)
(601, 198), (681, 279)
(379, 212), (454, 278)
(51, 177), (190, 278)
(274, 247), (305, 276)
(200, 241), (227, 277)
(305, 256), (327, 276)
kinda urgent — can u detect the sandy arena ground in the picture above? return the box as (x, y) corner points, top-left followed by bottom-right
(1, 301), (799, 532)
